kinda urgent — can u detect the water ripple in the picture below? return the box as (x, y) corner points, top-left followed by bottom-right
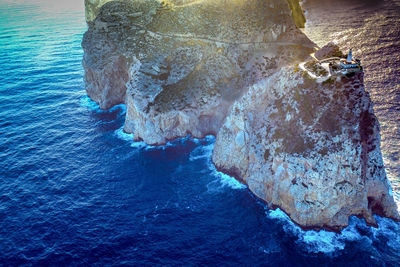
(0, 0), (399, 265)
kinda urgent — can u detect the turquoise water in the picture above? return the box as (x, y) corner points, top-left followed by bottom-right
(0, 0), (399, 265)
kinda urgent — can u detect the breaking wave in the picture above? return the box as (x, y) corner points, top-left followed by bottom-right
(79, 95), (126, 116)
(189, 137), (246, 191)
(2, 0), (400, 265)
(266, 208), (400, 255)
(79, 95), (99, 110)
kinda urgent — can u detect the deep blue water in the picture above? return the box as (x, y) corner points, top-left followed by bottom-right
(0, 0), (399, 266)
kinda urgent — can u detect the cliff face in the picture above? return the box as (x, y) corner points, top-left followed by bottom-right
(82, 0), (399, 230)
(82, 0), (313, 141)
(212, 69), (399, 231)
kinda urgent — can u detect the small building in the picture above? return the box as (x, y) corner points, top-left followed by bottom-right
(340, 49), (361, 69)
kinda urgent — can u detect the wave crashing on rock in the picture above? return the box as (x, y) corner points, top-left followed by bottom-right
(82, 0), (399, 231)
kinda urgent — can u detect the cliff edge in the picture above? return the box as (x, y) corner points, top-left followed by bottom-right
(82, 0), (399, 231)
(212, 68), (399, 231)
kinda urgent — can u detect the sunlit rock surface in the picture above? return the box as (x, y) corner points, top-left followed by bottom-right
(82, 0), (399, 230)
(82, 0), (312, 140)
(212, 69), (399, 231)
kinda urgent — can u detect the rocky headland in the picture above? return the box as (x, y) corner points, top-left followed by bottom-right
(82, 0), (399, 231)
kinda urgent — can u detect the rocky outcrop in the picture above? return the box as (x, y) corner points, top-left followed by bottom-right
(82, 0), (399, 231)
(82, 0), (313, 138)
(314, 42), (344, 60)
(212, 69), (399, 231)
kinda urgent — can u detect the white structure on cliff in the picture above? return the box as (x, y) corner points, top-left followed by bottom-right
(340, 49), (360, 69)
(347, 48), (353, 63)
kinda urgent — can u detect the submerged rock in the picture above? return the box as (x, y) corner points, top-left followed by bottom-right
(82, 0), (399, 231)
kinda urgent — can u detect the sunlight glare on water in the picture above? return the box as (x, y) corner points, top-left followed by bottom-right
(0, 0), (399, 265)
(303, 0), (400, 213)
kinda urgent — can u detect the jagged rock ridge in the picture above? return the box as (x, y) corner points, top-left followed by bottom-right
(82, 0), (399, 231)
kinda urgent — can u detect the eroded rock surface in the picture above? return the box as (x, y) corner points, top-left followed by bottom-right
(82, 0), (313, 141)
(82, 0), (399, 230)
(314, 41), (343, 60)
(212, 69), (399, 231)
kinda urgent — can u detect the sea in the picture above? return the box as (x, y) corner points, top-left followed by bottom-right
(0, 0), (399, 265)
(302, 0), (400, 215)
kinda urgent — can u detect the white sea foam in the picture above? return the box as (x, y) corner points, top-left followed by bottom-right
(189, 142), (214, 161)
(212, 166), (246, 190)
(144, 140), (177, 151)
(189, 137), (246, 191)
(267, 208), (291, 221)
(266, 208), (350, 253)
(79, 95), (99, 110)
(372, 216), (400, 249)
(113, 126), (183, 150)
(114, 126), (134, 142)
(114, 126), (149, 149)
(266, 208), (400, 255)
(131, 141), (150, 150)
(189, 135), (215, 145)
(79, 95), (126, 116)
(299, 230), (345, 253)
(109, 104), (126, 116)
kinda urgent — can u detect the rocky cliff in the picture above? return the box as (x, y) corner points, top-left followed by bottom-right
(82, 0), (399, 231)
(212, 69), (399, 231)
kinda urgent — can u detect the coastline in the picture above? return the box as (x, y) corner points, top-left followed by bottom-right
(298, 0), (400, 215)
(82, 0), (399, 232)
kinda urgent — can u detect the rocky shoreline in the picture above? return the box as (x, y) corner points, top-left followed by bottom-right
(82, 0), (399, 231)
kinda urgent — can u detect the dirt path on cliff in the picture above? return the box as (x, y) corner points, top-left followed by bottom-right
(146, 29), (315, 48)
(129, 21), (316, 49)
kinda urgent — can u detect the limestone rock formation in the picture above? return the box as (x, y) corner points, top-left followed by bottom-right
(314, 41), (344, 60)
(212, 69), (399, 231)
(82, 0), (399, 231)
(82, 0), (313, 140)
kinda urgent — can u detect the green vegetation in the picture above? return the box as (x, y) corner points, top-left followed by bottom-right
(332, 50), (345, 58)
(293, 64), (300, 73)
(322, 77), (335, 85)
(304, 61), (328, 77)
(285, 0), (306, 28)
(160, 0), (175, 10)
